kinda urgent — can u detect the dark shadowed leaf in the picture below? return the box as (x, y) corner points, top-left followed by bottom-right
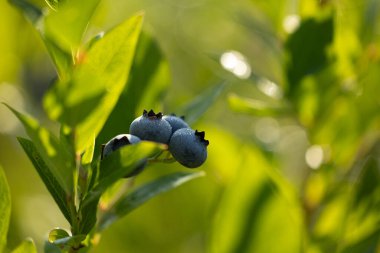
(98, 171), (205, 231)
(44, 13), (144, 153)
(0, 165), (11, 253)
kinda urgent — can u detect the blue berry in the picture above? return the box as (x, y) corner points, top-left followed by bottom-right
(102, 134), (145, 177)
(162, 114), (189, 135)
(102, 134), (141, 158)
(130, 110), (172, 144)
(169, 128), (209, 168)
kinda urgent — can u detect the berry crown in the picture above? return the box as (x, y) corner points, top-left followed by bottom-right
(195, 130), (209, 146)
(143, 109), (163, 119)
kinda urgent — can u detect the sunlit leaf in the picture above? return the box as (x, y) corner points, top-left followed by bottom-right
(0, 165), (11, 253)
(44, 0), (100, 52)
(17, 138), (72, 224)
(179, 81), (227, 125)
(11, 238), (37, 253)
(98, 171), (205, 231)
(4, 104), (74, 193)
(44, 13), (144, 153)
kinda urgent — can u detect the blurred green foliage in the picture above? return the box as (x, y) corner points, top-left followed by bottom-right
(1, 0), (380, 252)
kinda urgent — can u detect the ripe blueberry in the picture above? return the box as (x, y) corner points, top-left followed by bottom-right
(130, 110), (172, 144)
(101, 134), (145, 177)
(162, 114), (190, 135)
(169, 128), (209, 168)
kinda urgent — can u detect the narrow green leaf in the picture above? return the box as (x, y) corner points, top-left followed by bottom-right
(48, 228), (70, 243)
(228, 93), (285, 116)
(0, 165), (11, 252)
(11, 238), (37, 253)
(78, 141), (164, 234)
(44, 13), (144, 153)
(9, 0), (43, 25)
(17, 137), (72, 224)
(4, 104), (74, 193)
(179, 81), (227, 125)
(98, 171), (205, 231)
(44, 0), (100, 51)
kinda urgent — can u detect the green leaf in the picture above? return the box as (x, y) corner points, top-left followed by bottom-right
(17, 137), (72, 224)
(285, 16), (334, 95)
(44, 0), (100, 52)
(4, 104), (74, 193)
(0, 165), (11, 253)
(98, 171), (205, 231)
(44, 13), (144, 153)
(43, 37), (73, 80)
(11, 238), (37, 253)
(179, 81), (227, 125)
(96, 31), (170, 151)
(228, 93), (286, 116)
(9, 0), (43, 25)
(78, 141), (163, 234)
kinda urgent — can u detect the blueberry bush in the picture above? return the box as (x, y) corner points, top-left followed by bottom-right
(1, 0), (380, 253)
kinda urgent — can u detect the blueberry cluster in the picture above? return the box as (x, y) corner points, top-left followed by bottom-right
(102, 110), (209, 175)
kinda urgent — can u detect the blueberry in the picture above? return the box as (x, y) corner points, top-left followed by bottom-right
(162, 114), (190, 135)
(130, 110), (172, 144)
(169, 128), (209, 168)
(101, 134), (145, 177)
